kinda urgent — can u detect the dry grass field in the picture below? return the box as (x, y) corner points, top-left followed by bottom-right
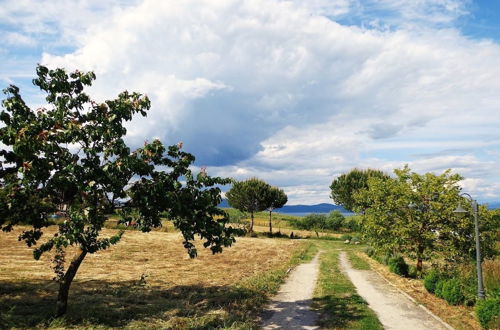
(0, 226), (312, 329)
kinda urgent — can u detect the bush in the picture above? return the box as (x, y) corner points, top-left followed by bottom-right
(424, 270), (441, 293)
(291, 214), (327, 231)
(476, 297), (500, 329)
(351, 235), (361, 243)
(344, 216), (362, 232)
(364, 247), (375, 257)
(441, 278), (464, 305)
(408, 265), (418, 279)
(291, 212), (350, 232)
(382, 252), (394, 265)
(388, 256), (409, 277)
(326, 211), (345, 230)
(461, 275), (478, 306)
(435, 280), (446, 299)
(340, 234), (352, 241)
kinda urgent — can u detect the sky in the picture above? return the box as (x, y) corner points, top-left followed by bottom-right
(1, 0), (500, 205)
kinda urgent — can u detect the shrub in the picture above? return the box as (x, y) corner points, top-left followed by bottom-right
(424, 270), (441, 293)
(388, 256), (409, 277)
(408, 265), (418, 279)
(326, 211), (345, 230)
(291, 214), (327, 231)
(351, 235), (361, 243)
(460, 275), (478, 306)
(343, 215), (362, 232)
(340, 234), (352, 241)
(364, 247), (375, 257)
(476, 297), (500, 329)
(441, 278), (464, 305)
(382, 252), (394, 265)
(435, 280), (446, 299)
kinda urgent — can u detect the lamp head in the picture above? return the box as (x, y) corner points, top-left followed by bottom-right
(453, 204), (468, 218)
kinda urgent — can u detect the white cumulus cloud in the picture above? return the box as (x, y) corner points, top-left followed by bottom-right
(3, 0), (500, 204)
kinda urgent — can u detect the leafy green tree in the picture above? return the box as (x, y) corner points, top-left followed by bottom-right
(439, 203), (498, 263)
(265, 186), (287, 234)
(330, 168), (389, 212)
(355, 166), (463, 274)
(226, 178), (271, 232)
(0, 66), (239, 316)
(326, 210), (345, 231)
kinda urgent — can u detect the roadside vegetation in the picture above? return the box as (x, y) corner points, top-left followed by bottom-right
(331, 166), (500, 329)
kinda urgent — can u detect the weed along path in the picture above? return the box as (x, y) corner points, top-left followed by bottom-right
(261, 252), (321, 329)
(339, 252), (451, 330)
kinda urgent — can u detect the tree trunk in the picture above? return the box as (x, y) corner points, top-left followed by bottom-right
(416, 246), (424, 275)
(269, 211), (273, 234)
(250, 212), (254, 232)
(56, 248), (87, 317)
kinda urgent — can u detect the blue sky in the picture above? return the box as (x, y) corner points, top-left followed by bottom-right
(1, 0), (500, 204)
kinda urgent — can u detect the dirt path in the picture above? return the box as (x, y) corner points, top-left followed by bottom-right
(261, 253), (321, 329)
(339, 252), (452, 330)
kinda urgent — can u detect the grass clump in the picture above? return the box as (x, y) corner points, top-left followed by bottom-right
(476, 296), (500, 329)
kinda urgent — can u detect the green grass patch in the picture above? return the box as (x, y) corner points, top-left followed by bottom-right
(312, 240), (382, 329)
(347, 250), (371, 270)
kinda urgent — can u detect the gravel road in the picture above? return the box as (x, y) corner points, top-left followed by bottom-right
(261, 253), (321, 329)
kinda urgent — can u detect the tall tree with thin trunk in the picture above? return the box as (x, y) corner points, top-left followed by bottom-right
(265, 186), (287, 234)
(0, 65), (239, 316)
(226, 178), (270, 232)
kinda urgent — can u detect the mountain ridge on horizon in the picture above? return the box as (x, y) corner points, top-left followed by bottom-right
(218, 199), (350, 213)
(218, 199), (500, 212)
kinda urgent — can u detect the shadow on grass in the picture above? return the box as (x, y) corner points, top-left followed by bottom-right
(313, 293), (371, 328)
(0, 279), (264, 329)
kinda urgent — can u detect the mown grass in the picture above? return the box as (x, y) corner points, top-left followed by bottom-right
(0, 226), (314, 329)
(312, 240), (382, 329)
(346, 250), (371, 270)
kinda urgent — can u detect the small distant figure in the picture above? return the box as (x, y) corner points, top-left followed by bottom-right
(290, 232), (294, 239)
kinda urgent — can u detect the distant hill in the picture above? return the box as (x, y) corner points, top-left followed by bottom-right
(218, 199), (349, 214)
(486, 202), (500, 209)
(277, 203), (349, 213)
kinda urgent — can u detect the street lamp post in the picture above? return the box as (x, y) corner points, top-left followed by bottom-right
(453, 193), (485, 299)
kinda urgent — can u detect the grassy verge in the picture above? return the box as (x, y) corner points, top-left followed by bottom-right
(0, 226), (314, 329)
(346, 250), (371, 270)
(312, 241), (382, 329)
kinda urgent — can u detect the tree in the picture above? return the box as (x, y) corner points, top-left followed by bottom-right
(355, 166), (463, 274)
(326, 210), (345, 231)
(264, 186), (287, 234)
(226, 178), (271, 232)
(439, 203), (498, 263)
(330, 168), (390, 212)
(0, 66), (239, 316)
